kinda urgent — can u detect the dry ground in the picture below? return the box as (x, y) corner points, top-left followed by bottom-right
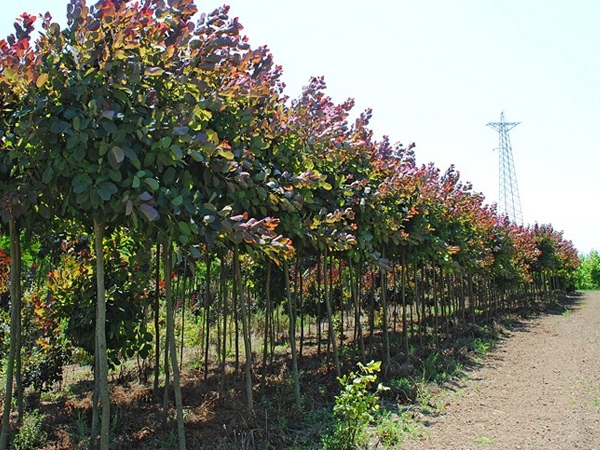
(403, 291), (600, 450)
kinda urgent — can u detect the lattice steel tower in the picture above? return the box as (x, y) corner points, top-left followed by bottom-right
(487, 111), (523, 224)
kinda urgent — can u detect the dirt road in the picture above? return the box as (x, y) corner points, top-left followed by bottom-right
(403, 291), (600, 450)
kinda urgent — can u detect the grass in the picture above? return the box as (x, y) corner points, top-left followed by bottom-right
(472, 337), (496, 357)
(474, 435), (496, 445)
(373, 409), (421, 449)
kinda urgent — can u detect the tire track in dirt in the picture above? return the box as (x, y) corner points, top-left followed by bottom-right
(403, 291), (600, 450)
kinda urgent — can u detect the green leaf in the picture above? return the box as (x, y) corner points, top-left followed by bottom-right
(251, 136), (270, 150)
(163, 167), (176, 185)
(111, 146), (125, 164)
(172, 145), (183, 160)
(122, 147), (140, 169)
(73, 173), (92, 194)
(108, 170), (122, 182)
(101, 120), (117, 134)
(73, 146), (86, 162)
(190, 150), (205, 162)
(144, 177), (159, 191)
(160, 137), (172, 149)
(96, 182), (118, 201)
(42, 167), (53, 184)
(50, 121), (69, 134)
(66, 134), (80, 149)
(172, 195), (183, 207)
(178, 221), (191, 236)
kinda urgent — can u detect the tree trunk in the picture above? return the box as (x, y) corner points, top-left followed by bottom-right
(233, 246), (254, 410)
(323, 249), (341, 377)
(153, 244), (161, 395)
(93, 219), (110, 450)
(299, 259), (305, 358)
(179, 258), (189, 369)
(348, 258), (366, 362)
(380, 249), (391, 370)
(0, 217), (22, 449)
(432, 264), (439, 347)
(261, 260), (272, 390)
(284, 261), (301, 408)
(14, 226), (22, 425)
(163, 243), (187, 450)
(401, 251), (409, 361)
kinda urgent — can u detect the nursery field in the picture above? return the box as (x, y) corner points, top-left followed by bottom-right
(0, 1), (583, 449)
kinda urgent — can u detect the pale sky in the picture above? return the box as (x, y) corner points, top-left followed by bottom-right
(2, 1), (599, 253)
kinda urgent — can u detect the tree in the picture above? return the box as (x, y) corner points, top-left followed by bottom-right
(0, 12), (40, 449)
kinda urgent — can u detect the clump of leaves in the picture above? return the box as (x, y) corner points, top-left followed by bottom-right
(11, 409), (46, 450)
(322, 360), (387, 450)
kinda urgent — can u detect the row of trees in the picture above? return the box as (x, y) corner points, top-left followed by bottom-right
(0, 0), (579, 448)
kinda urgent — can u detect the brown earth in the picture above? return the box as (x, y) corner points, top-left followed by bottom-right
(403, 291), (600, 450)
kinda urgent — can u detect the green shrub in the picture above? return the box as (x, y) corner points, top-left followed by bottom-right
(322, 360), (387, 450)
(12, 409), (46, 450)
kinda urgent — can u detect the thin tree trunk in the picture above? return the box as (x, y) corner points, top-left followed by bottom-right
(0, 217), (21, 449)
(91, 359), (100, 442)
(401, 251), (409, 361)
(368, 268), (375, 342)
(92, 219), (110, 450)
(162, 315), (170, 414)
(414, 258), (423, 346)
(284, 261), (301, 408)
(14, 225), (22, 425)
(432, 264), (439, 347)
(179, 258), (189, 369)
(299, 261), (305, 358)
(153, 244), (161, 396)
(317, 258), (322, 356)
(153, 243), (160, 397)
(233, 263), (240, 375)
(380, 249), (391, 371)
(261, 260), (272, 390)
(233, 247), (254, 410)
(349, 258), (366, 362)
(163, 243), (187, 450)
(219, 255), (227, 393)
(323, 250), (341, 377)
(14, 222), (22, 425)
(203, 252), (212, 381)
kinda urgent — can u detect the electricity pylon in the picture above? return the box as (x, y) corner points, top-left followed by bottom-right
(487, 111), (523, 224)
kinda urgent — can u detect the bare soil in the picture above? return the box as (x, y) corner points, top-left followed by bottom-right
(403, 291), (600, 450)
